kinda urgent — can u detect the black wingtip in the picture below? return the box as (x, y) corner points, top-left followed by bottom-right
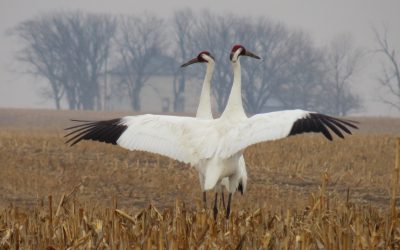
(65, 118), (128, 146)
(289, 113), (358, 140)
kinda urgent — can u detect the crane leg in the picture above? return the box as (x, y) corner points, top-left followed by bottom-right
(213, 193), (218, 220)
(203, 192), (207, 209)
(226, 193), (232, 219)
(221, 191), (226, 209)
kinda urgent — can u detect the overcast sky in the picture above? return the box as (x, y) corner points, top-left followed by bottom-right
(0, 0), (399, 115)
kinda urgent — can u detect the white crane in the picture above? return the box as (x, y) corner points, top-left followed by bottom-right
(65, 45), (357, 218)
(181, 51), (247, 218)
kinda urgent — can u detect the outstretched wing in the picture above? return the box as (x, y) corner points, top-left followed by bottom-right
(219, 110), (358, 158)
(65, 114), (216, 165)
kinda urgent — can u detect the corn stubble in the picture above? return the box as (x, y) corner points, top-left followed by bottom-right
(1, 182), (399, 249)
(1, 109), (400, 248)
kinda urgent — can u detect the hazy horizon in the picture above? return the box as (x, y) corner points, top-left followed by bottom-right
(1, 0), (399, 116)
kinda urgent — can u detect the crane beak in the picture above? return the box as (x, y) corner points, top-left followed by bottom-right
(181, 58), (200, 67)
(243, 50), (261, 59)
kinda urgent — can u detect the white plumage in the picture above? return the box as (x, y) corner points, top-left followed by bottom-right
(219, 110), (314, 158)
(117, 114), (206, 165)
(180, 51), (246, 208)
(66, 45), (357, 217)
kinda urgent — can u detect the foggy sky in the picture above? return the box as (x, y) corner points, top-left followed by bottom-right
(1, 0), (399, 116)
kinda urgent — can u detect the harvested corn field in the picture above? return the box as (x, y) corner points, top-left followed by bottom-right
(1, 109), (400, 248)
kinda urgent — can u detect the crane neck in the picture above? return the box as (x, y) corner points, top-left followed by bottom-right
(221, 59), (246, 119)
(196, 61), (214, 119)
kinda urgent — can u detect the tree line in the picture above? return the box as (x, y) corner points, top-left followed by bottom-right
(13, 9), (369, 115)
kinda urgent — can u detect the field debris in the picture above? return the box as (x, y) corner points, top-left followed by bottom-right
(1, 191), (400, 249)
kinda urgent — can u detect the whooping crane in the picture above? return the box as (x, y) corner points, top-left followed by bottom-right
(181, 51), (247, 218)
(210, 44), (357, 216)
(65, 45), (357, 219)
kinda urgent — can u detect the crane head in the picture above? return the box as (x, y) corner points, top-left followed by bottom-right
(181, 51), (215, 67)
(230, 44), (260, 62)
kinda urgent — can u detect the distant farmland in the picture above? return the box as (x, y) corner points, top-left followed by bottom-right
(1, 108), (400, 248)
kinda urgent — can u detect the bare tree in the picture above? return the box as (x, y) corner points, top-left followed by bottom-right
(239, 18), (292, 113)
(62, 12), (117, 110)
(322, 34), (363, 115)
(169, 9), (196, 112)
(13, 9), (365, 114)
(13, 12), (117, 110)
(13, 14), (66, 109)
(190, 11), (236, 113)
(373, 26), (400, 111)
(190, 13), (326, 114)
(274, 31), (326, 111)
(115, 14), (165, 111)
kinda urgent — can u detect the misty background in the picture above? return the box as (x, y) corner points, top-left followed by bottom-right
(0, 0), (399, 116)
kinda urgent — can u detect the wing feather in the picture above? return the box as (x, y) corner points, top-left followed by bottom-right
(321, 118), (344, 139)
(65, 114), (213, 165)
(66, 110), (358, 164)
(325, 117), (352, 134)
(219, 110), (358, 158)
